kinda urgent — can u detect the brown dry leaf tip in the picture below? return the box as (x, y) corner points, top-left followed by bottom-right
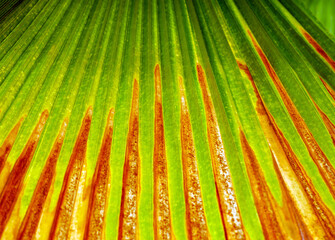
(49, 106), (93, 240)
(0, 110), (49, 238)
(85, 108), (114, 240)
(319, 77), (335, 102)
(271, 157), (312, 240)
(18, 118), (68, 240)
(179, 76), (210, 240)
(118, 79), (140, 240)
(238, 61), (335, 239)
(0, 117), (24, 173)
(239, 130), (285, 240)
(300, 29), (335, 71)
(153, 64), (173, 240)
(247, 30), (335, 199)
(268, 115), (335, 239)
(196, 64), (246, 240)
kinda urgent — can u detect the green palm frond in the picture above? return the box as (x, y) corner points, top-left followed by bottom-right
(293, 0), (335, 35)
(0, 0), (335, 239)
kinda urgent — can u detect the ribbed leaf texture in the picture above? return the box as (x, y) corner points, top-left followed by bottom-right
(0, 0), (335, 239)
(296, 0), (335, 35)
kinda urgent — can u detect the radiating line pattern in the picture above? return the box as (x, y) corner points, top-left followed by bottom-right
(153, 65), (173, 240)
(0, 0), (334, 239)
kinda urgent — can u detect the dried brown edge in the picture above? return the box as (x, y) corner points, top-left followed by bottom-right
(0, 117), (24, 173)
(196, 64), (245, 240)
(18, 118), (68, 239)
(153, 65), (173, 240)
(49, 107), (93, 239)
(311, 100), (335, 146)
(84, 109), (114, 239)
(319, 77), (335, 102)
(239, 130), (285, 240)
(0, 110), (49, 238)
(248, 30), (335, 199)
(300, 29), (335, 71)
(238, 60), (335, 239)
(179, 77), (210, 240)
(267, 108), (335, 239)
(271, 156), (313, 240)
(118, 79), (140, 240)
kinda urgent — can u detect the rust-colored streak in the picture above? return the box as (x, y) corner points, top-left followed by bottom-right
(49, 107), (92, 240)
(0, 117), (24, 173)
(18, 119), (68, 240)
(271, 120), (335, 239)
(248, 30), (335, 199)
(300, 29), (335, 71)
(238, 61), (335, 239)
(320, 77), (335, 102)
(313, 102), (335, 146)
(197, 64), (245, 240)
(0, 110), (49, 238)
(179, 77), (210, 240)
(118, 80), (140, 240)
(237, 61), (253, 82)
(239, 131), (284, 240)
(85, 109), (114, 240)
(153, 65), (173, 240)
(271, 157), (313, 240)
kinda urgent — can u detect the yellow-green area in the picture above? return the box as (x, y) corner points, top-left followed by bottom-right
(0, 0), (334, 239)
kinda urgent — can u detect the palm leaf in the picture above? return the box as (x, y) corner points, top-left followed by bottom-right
(0, 0), (334, 239)
(293, 0), (335, 35)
